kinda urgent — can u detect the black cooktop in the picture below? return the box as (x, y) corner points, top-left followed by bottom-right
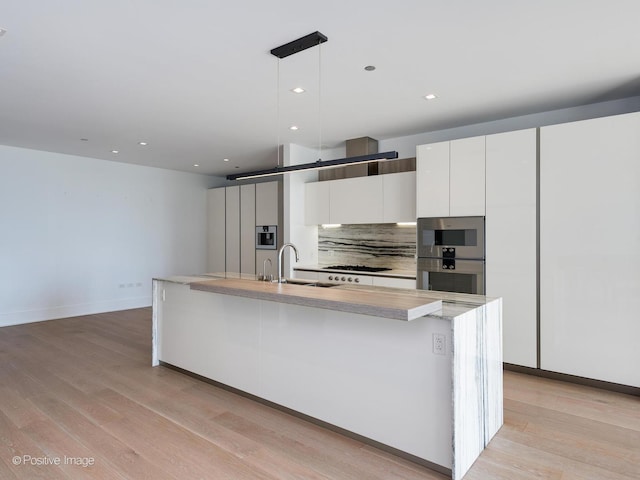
(323, 265), (392, 273)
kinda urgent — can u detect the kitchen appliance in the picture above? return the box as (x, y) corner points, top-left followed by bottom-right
(417, 216), (485, 294)
(256, 225), (277, 250)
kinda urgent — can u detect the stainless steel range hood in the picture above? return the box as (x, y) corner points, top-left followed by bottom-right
(319, 136), (415, 181)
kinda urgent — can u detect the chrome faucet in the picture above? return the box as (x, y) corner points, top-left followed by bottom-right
(277, 243), (299, 283)
(262, 258), (273, 282)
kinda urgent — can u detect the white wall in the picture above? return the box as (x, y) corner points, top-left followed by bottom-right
(0, 145), (224, 326)
(282, 144), (322, 276)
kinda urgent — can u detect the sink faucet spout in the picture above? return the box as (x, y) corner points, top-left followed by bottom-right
(277, 243), (300, 283)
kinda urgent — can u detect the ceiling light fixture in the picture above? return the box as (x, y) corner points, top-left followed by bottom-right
(111, 150), (119, 154)
(223, 158), (229, 162)
(193, 164), (199, 167)
(424, 94), (437, 100)
(228, 32), (398, 181)
(364, 65), (376, 71)
(138, 141), (148, 146)
(289, 125), (299, 131)
(0, 28), (6, 37)
(291, 87), (305, 94)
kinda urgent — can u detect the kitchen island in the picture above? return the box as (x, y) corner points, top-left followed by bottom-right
(152, 275), (502, 480)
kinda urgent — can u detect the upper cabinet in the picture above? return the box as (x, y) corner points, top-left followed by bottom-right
(329, 175), (384, 224)
(256, 181), (280, 226)
(417, 136), (485, 217)
(383, 171), (416, 223)
(304, 171), (416, 225)
(305, 181), (331, 225)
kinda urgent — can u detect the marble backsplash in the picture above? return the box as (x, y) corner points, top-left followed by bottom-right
(318, 224), (416, 270)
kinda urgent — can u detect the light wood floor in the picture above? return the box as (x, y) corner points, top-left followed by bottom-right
(0, 308), (638, 479)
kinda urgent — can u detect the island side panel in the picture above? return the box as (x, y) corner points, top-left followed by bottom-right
(258, 300), (454, 470)
(484, 298), (503, 442)
(152, 279), (160, 366)
(451, 307), (485, 480)
(157, 282), (262, 394)
(451, 299), (504, 480)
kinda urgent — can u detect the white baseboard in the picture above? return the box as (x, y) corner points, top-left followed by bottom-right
(0, 296), (152, 327)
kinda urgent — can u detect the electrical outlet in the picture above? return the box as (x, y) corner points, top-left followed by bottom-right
(433, 333), (446, 355)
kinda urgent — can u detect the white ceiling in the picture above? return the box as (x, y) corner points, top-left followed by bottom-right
(2, 1), (640, 177)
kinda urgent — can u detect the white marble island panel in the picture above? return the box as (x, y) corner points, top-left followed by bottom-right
(152, 276), (502, 480)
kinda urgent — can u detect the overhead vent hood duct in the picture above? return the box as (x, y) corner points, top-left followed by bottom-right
(319, 137), (415, 181)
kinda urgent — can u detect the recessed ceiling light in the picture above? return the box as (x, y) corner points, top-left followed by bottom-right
(364, 65), (376, 71)
(424, 94), (437, 100)
(289, 125), (299, 131)
(193, 164), (199, 167)
(223, 158), (229, 162)
(291, 87), (305, 94)
(111, 150), (119, 154)
(138, 141), (148, 146)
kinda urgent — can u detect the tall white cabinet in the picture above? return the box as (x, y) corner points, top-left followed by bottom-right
(485, 129), (538, 368)
(417, 132), (537, 368)
(540, 112), (640, 388)
(206, 188), (226, 273)
(208, 181), (281, 277)
(240, 184), (256, 276)
(224, 186), (241, 274)
(255, 181), (282, 277)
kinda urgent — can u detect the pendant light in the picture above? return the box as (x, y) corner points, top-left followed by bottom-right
(227, 31), (398, 181)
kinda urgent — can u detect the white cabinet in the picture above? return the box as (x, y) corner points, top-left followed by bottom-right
(304, 181), (331, 225)
(206, 188), (226, 273)
(416, 142), (450, 217)
(256, 181), (279, 225)
(450, 137), (485, 216)
(371, 276), (416, 289)
(540, 112), (640, 388)
(485, 129), (537, 368)
(225, 186), (240, 274)
(417, 136), (485, 217)
(240, 184), (256, 276)
(330, 175), (384, 224)
(383, 171), (416, 223)
(210, 182), (279, 277)
(304, 172), (415, 225)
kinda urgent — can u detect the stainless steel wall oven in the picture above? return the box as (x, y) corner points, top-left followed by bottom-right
(417, 216), (485, 294)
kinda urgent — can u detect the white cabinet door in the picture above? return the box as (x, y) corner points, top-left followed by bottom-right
(305, 181), (330, 225)
(225, 186), (240, 274)
(450, 136), (486, 216)
(383, 171), (416, 223)
(371, 276), (416, 289)
(540, 112), (640, 387)
(417, 142), (450, 218)
(329, 175), (384, 224)
(256, 181), (280, 226)
(206, 188), (226, 273)
(486, 129), (537, 368)
(240, 184), (256, 276)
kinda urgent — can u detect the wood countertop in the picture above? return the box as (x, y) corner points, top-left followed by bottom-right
(189, 278), (442, 321)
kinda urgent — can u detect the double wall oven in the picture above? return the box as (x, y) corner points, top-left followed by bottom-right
(417, 216), (485, 295)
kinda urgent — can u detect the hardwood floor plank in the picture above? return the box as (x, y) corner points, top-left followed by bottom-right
(1, 309), (639, 480)
(0, 410), (69, 480)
